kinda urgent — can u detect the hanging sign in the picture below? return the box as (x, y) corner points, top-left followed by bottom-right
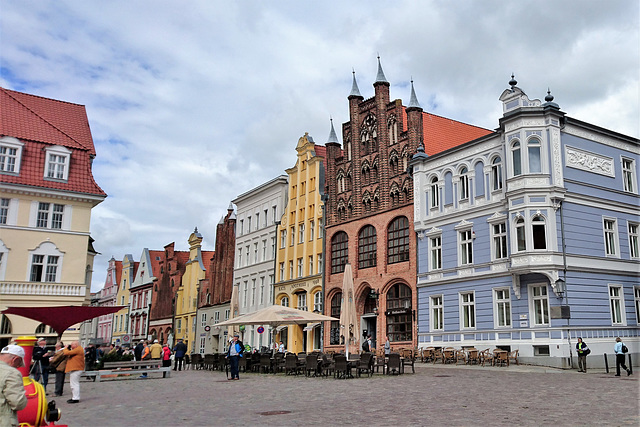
(257, 326), (265, 334)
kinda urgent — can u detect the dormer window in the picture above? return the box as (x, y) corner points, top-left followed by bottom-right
(0, 137), (24, 174)
(44, 145), (71, 181)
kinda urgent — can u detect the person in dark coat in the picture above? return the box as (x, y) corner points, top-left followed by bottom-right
(575, 337), (589, 373)
(32, 338), (51, 391)
(173, 339), (187, 371)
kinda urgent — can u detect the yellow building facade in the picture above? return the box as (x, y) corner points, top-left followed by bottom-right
(174, 229), (213, 353)
(111, 254), (136, 346)
(274, 133), (325, 353)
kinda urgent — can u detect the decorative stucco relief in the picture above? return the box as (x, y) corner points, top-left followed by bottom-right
(565, 146), (614, 177)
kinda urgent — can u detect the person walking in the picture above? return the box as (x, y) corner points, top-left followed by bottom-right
(62, 341), (84, 404)
(49, 342), (67, 397)
(575, 337), (589, 373)
(173, 339), (187, 371)
(384, 336), (391, 356)
(225, 334), (243, 380)
(31, 338), (51, 392)
(0, 345), (28, 427)
(614, 337), (631, 376)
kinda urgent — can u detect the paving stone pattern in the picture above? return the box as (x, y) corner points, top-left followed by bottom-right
(56, 363), (638, 426)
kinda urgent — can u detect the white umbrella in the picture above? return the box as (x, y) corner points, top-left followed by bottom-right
(340, 263), (359, 359)
(228, 283), (240, 340)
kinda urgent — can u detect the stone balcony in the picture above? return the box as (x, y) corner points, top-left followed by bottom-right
(0, 281), (87, 297)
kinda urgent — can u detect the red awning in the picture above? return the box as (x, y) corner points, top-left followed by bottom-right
(2, 305), (125, 338)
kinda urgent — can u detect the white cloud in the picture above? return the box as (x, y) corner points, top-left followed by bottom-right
(1, 0), (637, 292)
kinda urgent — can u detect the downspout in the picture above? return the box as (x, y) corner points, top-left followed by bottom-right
(320, 195), (328, 352)
(558, 200), (572, 367)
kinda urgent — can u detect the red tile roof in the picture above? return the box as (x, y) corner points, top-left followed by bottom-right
(114, 260), (123, 289)
(421, 111), (493, 155)
(149, 250), (164, 278)
(1, 87), (105, 197)
(314, 145), (326, 158)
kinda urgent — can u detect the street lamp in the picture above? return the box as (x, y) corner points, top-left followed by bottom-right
(554, 278), (566, 298)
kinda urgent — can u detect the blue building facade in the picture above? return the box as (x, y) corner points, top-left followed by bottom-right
(411, 78), (639, 367)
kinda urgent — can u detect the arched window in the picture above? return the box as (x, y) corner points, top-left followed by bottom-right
(492, 156), (503, 191)
(528, 138), (541, 173)
(331, 232), (348, 274)
(511, 141), (522, 176)
(358, 225), (377, 269)
(35, 323), (47, 334)
(459, 167), (469, 200)
(330, 292), (342, 345)
(0, 315), (12, 335)
(516, 217), (526, 251)
(313, 291), (323, 312)
(532, 215), (546, 249)
(387, 217), (409, 264)
(386, 283), (412, 342)
(430, 177), (439, 208)
(280, 296), (289, 307)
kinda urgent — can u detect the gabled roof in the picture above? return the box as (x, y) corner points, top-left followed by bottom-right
(314, 145), (326, 158)
(114, 260), (123, 289)
(0, 87), (105, 197)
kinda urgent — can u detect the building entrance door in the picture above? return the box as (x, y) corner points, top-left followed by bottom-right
(361, 314), (377, 350)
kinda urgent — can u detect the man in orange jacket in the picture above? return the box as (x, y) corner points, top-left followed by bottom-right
(63, 341), (84, 404)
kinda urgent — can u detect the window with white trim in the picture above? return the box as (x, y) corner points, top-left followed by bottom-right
(0, 137), (24, 174)
(317, 254), (322, 275)
(491, 156), (503, 191)
(527, 138), (541, 173)
(430, 177), (439, 208)
(622, 157), (636, 193)
(243, 281), (248, 307)
(459, 229), (473, 265)
(609, 285), (626, 325)
(281, 296), (289, 307)
(530, 285), (549, 326)
(280, 229), (286, 248)
(430, 295), (443, 331)
(237, 249), (242, 268)
(309, 220), (315, 241)
(199, 337), (206, 354)
(532, 215), (546, 250)
(279, 262), (284, 281)
(308, 256), (314, 275)
(430, 235), (442, 270)
(0, 198), (9, 224)
(459, 292), (475, 329)
(494, 288), (511, 328)
(289, 261), (293, 279)
(29, 242), (63, 283)
(290, 227), (295, 246)
(516, 217), (526, 251)
(603, 218), (619, 256)
(224, 309), (230, 320)
(262, 240), (267, 261)
(314, 291), (323, 312)
(459, 167), (469, 200)
(36, 202), (65, 229)
(298, 223), (305, 243)
(238, 220), (244, 236)
(297, 258), (303, 277)
(251, 279), (256, 306)
(254, 243), (259, 263)
(201, 313), (207, 327)
(44, 145), (71, 181)
(492, 222), (508, 260)
(296, 292), (307, 311)
(245, 246), (250, 266)
(271, 237), (276, 258)
(260, 277), (265, 305)
(214, 311), (220, 324)
(511, 141), (522, 176)
(634, 286), (640, 325)
(628, 222), (639, 259)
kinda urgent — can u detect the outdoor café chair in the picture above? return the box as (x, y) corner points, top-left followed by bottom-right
(494, 350), (508, 367)
(455, 349), (466, 365)
(320, 353), (334, 377)
(305, 353), (319, 377)
(374, 349), (386, 374)
(386, 353), (401, 375)
(480, 349), (494, 367)
(259, 354), (272, 374)
(432, 347), (444, 364)
(422, 347), (435, 363)
(508, 349), (519, 365)
(443, 348), (456, 364)
(466, 348), (480, 365)
(401, 349), (415, 373)
(285, 353), (299, 375)
(356, 352), (373, 377)
(189, 353), (202, 370)
(203, 353), (215, 370)
(333, 354), (350, 379)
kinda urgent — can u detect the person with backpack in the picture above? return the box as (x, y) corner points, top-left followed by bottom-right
(614, 337), (631, 376)
(362, 335), (370, 353)
(226, 334), (244, 380)
(575, 337), (589, 373)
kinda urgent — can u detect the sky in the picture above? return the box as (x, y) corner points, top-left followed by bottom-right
(1, 1), (638, 293)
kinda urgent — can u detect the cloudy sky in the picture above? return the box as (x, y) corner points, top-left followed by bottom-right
(1, 1), (638, 292)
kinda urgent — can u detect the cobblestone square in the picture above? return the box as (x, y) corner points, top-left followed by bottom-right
(54, 363), (638, 426)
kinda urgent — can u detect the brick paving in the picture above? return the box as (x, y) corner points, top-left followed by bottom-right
(52, 363), (638, 426)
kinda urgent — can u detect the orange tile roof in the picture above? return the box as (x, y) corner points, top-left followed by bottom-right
(420, 110), (493, 155)
(1, 87), (105, 196)
(149, 250), (164, 278)
(314, 145), (326, 158)
(114, 260), (123, 288)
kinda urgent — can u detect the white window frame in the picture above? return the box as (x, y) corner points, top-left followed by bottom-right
(254, 242), (259, 263)
(281, 296), (289, 307)
(628, 222), (639, 259)
(279, 262), (285, 281)
(260, 277), (265, 305)
(237, 249), (242, 268)
(458, 167), (470, 201)
(608, 284), (626, 326)
(622, 157), (636, 193)
(430, 176), (439, 209)
(603, 217), (619, 257)
(28, 242), (63, 282)
(224, 309), (230, 320)
(458, 229), (473, 266)
(317, 254), (322, 275)
(529, 284), (550, 326)
(492, 222), (508, 260)
(491, 156), (503, 191)
(296, 292), (307, 311)
(430, 295), (443, 331)
(314, 291), (323, 312)
(531, 214), (547, 250)
(251, 279), (256, 306)
(527, 137), (542, 174)
(308, 255), (314, 275)
(430, 235), (442, 271)
(634, 286), (640, 325)
(0, 137), (24, 174)
(34, 202), (68, 230)
(309, 220), (315, 241)
(214, 311), (220, 324)
(515, 216), (526, 252)
(289, 261), (293, 279)
(262, 240), (267, 261)
(297, 258), (303, 278)
(280, 229), (286, 249)
(511, 140), (522, 177)
(199, 337), (206, 354)
(493, 288), (512, 328)
(245, 246), (250, 266)
(243, 281), (248, 307)
(44, 145), (71, 181)
(290, 226), (295, 246)
(299, 223), (305, 243)
(459, 291), (476, 329)
(201, 313), (207, 327)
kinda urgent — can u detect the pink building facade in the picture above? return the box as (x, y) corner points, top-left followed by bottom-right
(96, 257), (121, 344)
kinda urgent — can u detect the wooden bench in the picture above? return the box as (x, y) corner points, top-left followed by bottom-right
(82, 360), (171, 382)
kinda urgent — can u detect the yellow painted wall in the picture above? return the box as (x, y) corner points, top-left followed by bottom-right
(112, 254), (135, 344)
(273, 133), (325, 353)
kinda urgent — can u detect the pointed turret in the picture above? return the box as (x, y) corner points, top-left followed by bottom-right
(408, 79), (422, 110)
(327, 118), (339, 144)
(349, 69), (362, 98)
(375, 55), (388, 84)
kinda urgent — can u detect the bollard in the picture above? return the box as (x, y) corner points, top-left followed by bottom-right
(604, 353), (609, 373)
(628, 354), (633, 374)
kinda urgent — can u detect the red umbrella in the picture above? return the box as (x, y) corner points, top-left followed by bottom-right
(2, 305), (125, 340)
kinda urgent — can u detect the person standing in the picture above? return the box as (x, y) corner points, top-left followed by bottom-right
(614, 337), (631, 376)
(134, 340), (144, 361)
(384, 336), (391, 356)
(278, 341), (285, 353)
(173, 339), (187, 371)
(62, 341), (84, 404)
(161, 343), (171, 378)
(226, 334), (243, 380)
(575, 337), (589, 373)
(49, 342), (67, 397)
(149, 340), (163, 360)
(31, 338), (51, 392)
(139, 341), (150, 378)
(0, 345), (28, 427)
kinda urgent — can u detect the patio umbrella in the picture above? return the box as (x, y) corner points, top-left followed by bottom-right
(340, 263), (359, 359)
(228, 283), (240, 340)
(215, 304), (338, 355)
(2, 305), (125, 340)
